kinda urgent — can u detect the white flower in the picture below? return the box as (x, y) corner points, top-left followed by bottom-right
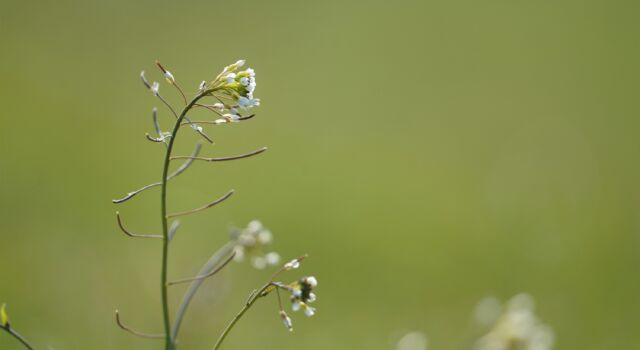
(240, 77), (250, 86)
(247, 220), (263, 233)
(291, 301), (301, 312)
(258, 230), (273, 244)
(284, 259), (300, 270)
(225, 73), (237, 84)
(233, 246), (245, 262)
(212, 103), (225, 111)
(265, 252), (281, 265)
(164, 71), (175, 84)
(304, 276), (318, 288)
(304, 306), (315, 317)
(238, 96), (260, 109)
(234, 59), (246, 68)
(232, 220), (279, 270)
(307, 292), (316, 303)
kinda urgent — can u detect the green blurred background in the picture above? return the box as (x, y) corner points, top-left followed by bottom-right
(1, 0), (639, 349)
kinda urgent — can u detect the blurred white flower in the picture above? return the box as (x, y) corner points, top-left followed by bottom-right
(232, 220), (280, 269)
(396, 331), (428, 350)
(473, 294), (554, 350)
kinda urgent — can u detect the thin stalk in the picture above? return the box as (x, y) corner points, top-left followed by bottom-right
(160, 90), (211, 350)
(211, 283), (272, 350)
(211, 257), (304, 350)
(1, 325), (35, 350)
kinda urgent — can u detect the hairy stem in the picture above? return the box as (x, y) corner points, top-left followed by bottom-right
(1, 325), (35, 350)
(160, 90), (211, 350)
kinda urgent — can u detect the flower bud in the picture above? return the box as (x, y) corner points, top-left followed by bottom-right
(1, 303), (8, 327)
(280, 311), (293, 332)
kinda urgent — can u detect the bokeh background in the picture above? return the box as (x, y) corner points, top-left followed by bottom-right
(1, 0), (639, 349)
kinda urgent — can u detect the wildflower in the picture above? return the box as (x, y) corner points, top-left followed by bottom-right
(473, 293), (554, 350)
(288, 276), (318, 317)
(217, 62), (260, 109)
(232, 220), (280, 269)
(284, 259), (300, 270)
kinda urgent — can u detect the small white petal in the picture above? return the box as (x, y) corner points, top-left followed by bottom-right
(247, 220), (263, 233)
(164, 71), (175, 84)
(235, 59), (246, 68)
(307, 293), (317, 303)
(291, 301), (301, 312)
(304, 306), (316, 317)
(233, 247), (245, 262)
(265, 252), (281, 265)
(257, 230), (273, 244)
(305, 276), (318, 288)
(284, 259), (300, 270)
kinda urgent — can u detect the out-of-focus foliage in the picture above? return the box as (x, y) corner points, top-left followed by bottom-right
(0, 0), (639, 349)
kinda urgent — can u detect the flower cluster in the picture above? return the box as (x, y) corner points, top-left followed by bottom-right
(473, 294), (555, 350)
(289, 276), (318, 317)
(231, 220), (280, 269)
(274, 275), (319, 332)
(205, 59), (261, 124)
(223, 68), (259, 109)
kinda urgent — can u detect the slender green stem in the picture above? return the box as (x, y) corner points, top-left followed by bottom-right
(1, 325), (35, 350)
(160, 90), (211, 350)
(212, 284), (271, 350)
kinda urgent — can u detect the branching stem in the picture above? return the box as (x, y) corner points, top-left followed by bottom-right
(211, 283), (272, 350)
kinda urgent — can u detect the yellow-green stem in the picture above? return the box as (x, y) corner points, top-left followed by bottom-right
(160, 90), (211, 350)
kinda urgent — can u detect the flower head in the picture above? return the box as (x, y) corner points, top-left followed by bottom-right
(222, 67), (260, 109)
(473, 294), (554, 350)
(288, 276), (318, 317)
(232, 220), (280, 269)
(210, 60), (261, 110)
